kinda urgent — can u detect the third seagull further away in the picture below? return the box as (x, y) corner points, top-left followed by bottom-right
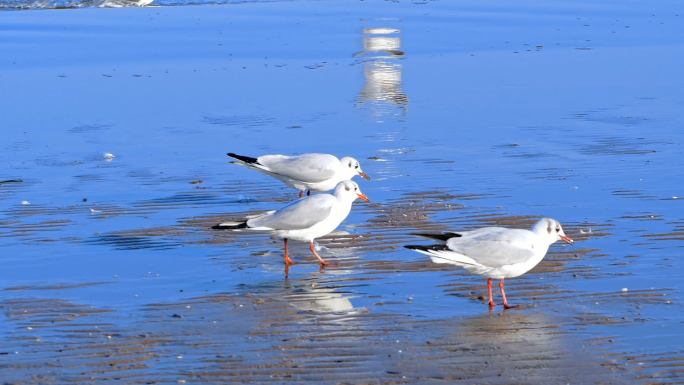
(227, 152), (370, 198)
(212, 180), (370, 267)
(405, 218), (574, 309)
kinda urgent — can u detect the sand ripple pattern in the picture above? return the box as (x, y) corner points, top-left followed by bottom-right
(2, 191), (681, 383)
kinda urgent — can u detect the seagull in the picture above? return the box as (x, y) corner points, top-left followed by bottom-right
(227, 152), (371, 198)
(405, 218), (574, 309)
(212, 180), (370, 266)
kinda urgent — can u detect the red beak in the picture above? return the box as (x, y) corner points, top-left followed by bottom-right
(560, 235), (574, 245)
(357, 193), (370, 203)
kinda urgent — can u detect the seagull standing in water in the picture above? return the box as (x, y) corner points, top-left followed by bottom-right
(405, 218), (574, 309)
(226, 152), (371, 198)
(212, 180), (370, 266)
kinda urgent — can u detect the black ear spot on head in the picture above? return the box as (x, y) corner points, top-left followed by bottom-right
(345, 186), (350, 191)
(348, 161), (353, 168)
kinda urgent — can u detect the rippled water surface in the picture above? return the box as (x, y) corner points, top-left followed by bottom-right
(2, 0), (683, 383)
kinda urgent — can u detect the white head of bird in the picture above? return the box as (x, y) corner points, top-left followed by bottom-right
(532, 217), (574, 246)
(339, 157), (371, 181)
(333, 180), (370, 203)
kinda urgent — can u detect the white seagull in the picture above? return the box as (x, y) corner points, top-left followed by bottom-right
(405, 218), (574, 309)
(212, 180), (370, 266)
(227, 152), (371, 198)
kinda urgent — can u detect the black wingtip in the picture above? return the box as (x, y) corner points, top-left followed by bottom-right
(404, 244), (449, 252)
(227, 153), (258, 164)
(211, 222), (248, 230)
(410, 232), (462, 242)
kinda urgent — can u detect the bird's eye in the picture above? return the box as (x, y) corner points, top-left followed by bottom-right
(355, 165), (359, 169)
(556, 227), (560, 232)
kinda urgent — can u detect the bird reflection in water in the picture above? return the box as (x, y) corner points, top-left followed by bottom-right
(354, 26), (409, 119)
(286, 286), (355, 314)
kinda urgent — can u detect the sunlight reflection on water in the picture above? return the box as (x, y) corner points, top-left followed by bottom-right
(355, 24), (409, 121)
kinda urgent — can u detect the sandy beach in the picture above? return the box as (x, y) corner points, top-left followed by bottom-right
(2, 0), (684, 383)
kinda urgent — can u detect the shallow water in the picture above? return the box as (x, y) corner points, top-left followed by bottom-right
(2, 0), (684, 383)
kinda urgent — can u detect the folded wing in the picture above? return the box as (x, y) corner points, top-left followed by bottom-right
(444, 228), (536, 268)
(257, 154), (338, 183)
(248, 195), (335, 230)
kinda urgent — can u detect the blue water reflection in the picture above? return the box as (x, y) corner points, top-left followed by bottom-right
(355, 26), (408, 120)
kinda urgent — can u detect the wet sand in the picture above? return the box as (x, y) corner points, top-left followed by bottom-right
(2, 0), (684, 383)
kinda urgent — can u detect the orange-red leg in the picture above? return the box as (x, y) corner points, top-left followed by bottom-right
(487, 278), (497, 308)
(309, 241), (333, 266)
(299, 191), (304, 199)
(500, 278), (520, 309)
(283, 239), (296, 265)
